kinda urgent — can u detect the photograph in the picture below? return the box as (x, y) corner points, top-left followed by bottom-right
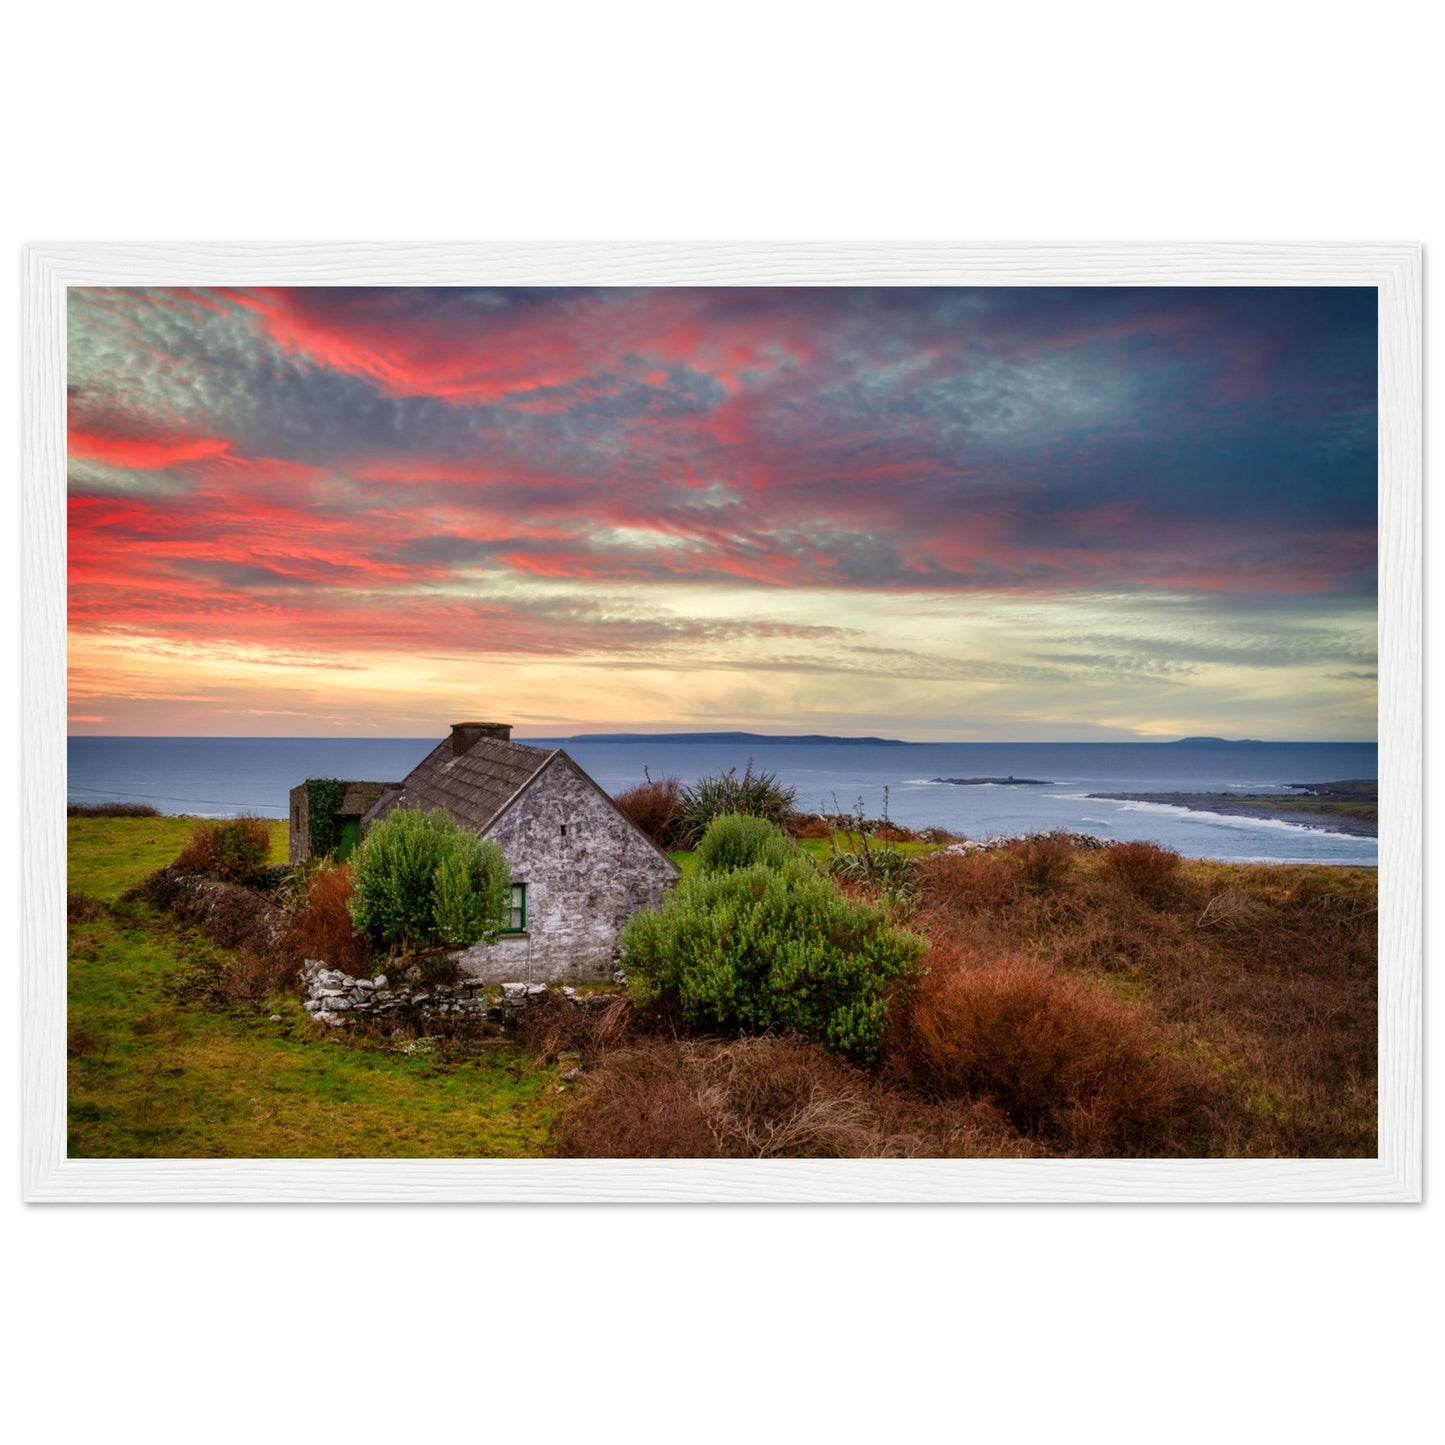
(8, 12), (1437, 1440)
(53, 270), (1400, 1179)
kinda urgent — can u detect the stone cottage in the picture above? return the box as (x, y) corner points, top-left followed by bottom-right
(289, 721), (680, 983)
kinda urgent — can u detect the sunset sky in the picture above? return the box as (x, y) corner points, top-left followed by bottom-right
(66, 285), (1377, 740)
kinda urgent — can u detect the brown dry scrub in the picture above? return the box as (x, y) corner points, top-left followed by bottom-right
(552, 1035), (1038, 1159)
(68, 891), (105, 923)
(885, 948), (1218, 1155)
(908, 841), (1377, 1156)
(275, 864), (373, 979)
(175, 816), (273, 883)
(1104, 840), (1182, 901)
(614, 773), (684, 849)
(516, 990), (638, 1062)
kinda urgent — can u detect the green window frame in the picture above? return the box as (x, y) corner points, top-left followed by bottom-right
(502, 882), (527, 933)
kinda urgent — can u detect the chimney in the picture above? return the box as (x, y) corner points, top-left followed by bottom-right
(451, 720), (511, 755)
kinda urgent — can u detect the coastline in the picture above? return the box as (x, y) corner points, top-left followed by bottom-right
(1087, 784), (1378, 840)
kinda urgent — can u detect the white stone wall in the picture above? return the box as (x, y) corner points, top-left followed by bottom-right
(455, 756), (679, 983)
(299, 961), (621, 1032)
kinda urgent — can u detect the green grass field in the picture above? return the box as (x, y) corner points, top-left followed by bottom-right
(67, 816), (559, 1158)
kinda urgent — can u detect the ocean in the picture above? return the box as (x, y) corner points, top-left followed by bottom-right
(67, 735), (1379, 866)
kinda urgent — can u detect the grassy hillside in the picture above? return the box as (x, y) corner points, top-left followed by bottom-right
(67, 816), (558, 1158)
(68, 814), (275, 903)
(66, 817), (1377, 1160)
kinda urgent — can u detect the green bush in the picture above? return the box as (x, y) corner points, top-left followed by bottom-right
(348, 807), (510, 956)
(623, 818), (924, 1065)
(695, 811), (810, 877)
(675, 760), (797, 847)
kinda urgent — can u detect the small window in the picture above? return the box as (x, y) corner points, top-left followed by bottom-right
(502, 882), (527, 933)
(560, 823), (567, 837)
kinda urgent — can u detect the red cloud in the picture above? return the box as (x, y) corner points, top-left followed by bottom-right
(225, 288), (814, 407)
(69, 424), (233, 470)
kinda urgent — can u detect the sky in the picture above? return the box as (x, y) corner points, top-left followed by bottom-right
(65, 285), (1378, 740)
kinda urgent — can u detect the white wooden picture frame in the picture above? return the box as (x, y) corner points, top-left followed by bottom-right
(22, 242), (1422, 1202)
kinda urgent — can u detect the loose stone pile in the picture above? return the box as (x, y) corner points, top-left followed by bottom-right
(944, 830), (1109, 856)
(300, 960), (607, 1030)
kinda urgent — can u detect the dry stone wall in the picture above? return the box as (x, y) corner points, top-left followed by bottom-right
(944, 831), (1109, 855)
(300, 959), (612, 1030)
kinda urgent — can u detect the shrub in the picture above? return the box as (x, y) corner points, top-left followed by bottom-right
(119, 866), (180, 911)
(622, 818), (925, 1065)
(212, 945), (297, 1005)
(1106, 840), (1182, 899)
(787, 812), (834, 839)
(826, 847), (914, 893)
(552, 1042), (724, 1158)
(348, 807), (510, 957)
(915, 851), (1018, 912)
(551, 1035), (1038, 1160)
(1011, 833), (1076, 890)
(887, 951), (1205, 1153)
(517, 992), (637, 1063)
(675, 760), (797, 847)
(277, 863), (373, 977)
(555, 1038), (884, 1159)
(694, 811), (809, 877)
(174, 878), (278, 951)
(871, 822), (917, 843)
(614, 772), (683, 849)
(175, 816), (272, 883)
(68, 891), (104, 922)
(698, 1036), (890, 1157)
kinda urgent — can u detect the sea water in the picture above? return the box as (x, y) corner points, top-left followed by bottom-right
(66, 735), (1378, 865)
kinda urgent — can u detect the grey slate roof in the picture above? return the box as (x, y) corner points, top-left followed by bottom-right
(361, 736), (558, 834)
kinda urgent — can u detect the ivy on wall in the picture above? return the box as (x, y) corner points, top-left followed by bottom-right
(305, 778), (350, 859)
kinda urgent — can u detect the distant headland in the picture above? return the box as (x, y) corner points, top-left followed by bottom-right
(541, 731), (909, 746)
(532, 732), (1353, 748)
(519, 731), (1365, 748)
(1166, 736), (1269, 747)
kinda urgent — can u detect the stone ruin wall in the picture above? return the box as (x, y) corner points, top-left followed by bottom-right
(300, 960), (620, 1031)
(288, 780), (401, 866)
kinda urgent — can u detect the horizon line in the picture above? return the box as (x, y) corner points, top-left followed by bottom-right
(66, 731), (1380, 745)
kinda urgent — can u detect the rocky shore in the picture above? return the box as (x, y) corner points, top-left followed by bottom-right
(1087, 780), (1377, 839)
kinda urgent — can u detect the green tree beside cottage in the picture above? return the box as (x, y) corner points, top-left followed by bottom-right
(347, 806), (511, 957)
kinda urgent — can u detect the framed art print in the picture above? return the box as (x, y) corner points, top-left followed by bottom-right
(21, 242), (1422, 1202)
